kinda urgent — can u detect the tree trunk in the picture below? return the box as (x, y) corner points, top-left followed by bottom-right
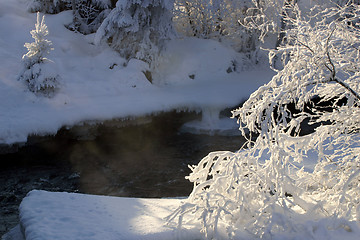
(276, 0), (297, 49)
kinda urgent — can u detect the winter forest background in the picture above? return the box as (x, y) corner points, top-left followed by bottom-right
(2, 0), (360, 239)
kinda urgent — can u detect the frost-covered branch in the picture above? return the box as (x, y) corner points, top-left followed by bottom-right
(168, 2), (360, 239)
(173, 0), (261, 52)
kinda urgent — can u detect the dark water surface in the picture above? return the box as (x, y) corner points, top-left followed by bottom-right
(0, 111), (246, 236)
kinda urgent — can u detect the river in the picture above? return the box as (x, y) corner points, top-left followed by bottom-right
(0, 110), (246, 236)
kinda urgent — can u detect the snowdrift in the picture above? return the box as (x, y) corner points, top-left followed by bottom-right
(10, 190), (200, 240)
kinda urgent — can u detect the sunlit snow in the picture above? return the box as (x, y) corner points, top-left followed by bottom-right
(0, 0), (272, 145)
(3, 0), (359, 240)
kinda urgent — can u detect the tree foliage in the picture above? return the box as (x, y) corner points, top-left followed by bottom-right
(168, 2), (360, 239)
(95, 0), (175, 67)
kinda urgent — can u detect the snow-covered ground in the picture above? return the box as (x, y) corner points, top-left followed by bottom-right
(0, 0), (272, 145)
(7, 190), (201, 240)
(4, 1), (359, 240)
(4, 189), (360, 240)
(0, 0), (272, 239)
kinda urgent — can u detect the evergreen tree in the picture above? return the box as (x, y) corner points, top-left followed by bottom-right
(95, 0), (175, 67)
(18, 12), (60, 97)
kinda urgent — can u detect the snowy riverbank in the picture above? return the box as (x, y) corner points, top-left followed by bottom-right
(2, 190), (198, 240)
(3, 190), (360, 240)
(13, 190), (201, 240)
(0, 0), (272, 145)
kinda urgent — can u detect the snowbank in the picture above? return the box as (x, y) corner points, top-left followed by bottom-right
(12, 190), (200, 240)
(4, 190), (359, 240)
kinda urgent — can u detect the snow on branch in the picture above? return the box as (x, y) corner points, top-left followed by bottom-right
(95, 0), (175, 67)
(168, 2), (360, 239)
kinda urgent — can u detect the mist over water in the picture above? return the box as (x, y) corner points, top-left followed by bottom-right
(67, 111), (246, 197)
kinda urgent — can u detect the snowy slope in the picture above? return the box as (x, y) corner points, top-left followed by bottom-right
(0, 0), (273, 145)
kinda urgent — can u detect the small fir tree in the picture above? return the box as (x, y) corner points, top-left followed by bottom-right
(18, 12), (60, 97)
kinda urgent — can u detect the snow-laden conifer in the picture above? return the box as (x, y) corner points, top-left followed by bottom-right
(168, 2), (360, 239)
(18, 12), (60, 97)
(95, 0), (175, 67)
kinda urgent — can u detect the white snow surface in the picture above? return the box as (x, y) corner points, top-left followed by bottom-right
(4, 189), (360, 240)
(16, 190), (200, 240)
(4, 1), (359, 240)
(0, 0), (272, 145)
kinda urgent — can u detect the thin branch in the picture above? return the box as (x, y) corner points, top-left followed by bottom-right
(323, 25), (360, 102)
(332, 77), (360, 102)
(297, 40), (314, 54)
(325, 26), (337, 79)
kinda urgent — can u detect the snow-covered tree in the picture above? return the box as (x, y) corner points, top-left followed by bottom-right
(68, 0), (112, 34)
(27, 0), (112, 34)
(173, 0), (260, 53)
(168, 2), (360, 239)
(241, 0), (295, 48)
(173, 0), (228, 38)
(244, 0), (360, 49)
(95, 0), (175, 67)
(18, 12), (60, 97)
(26, 0), (71, 14)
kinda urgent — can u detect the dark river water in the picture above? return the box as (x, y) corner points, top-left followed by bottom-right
(0, 110), (246, 236)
